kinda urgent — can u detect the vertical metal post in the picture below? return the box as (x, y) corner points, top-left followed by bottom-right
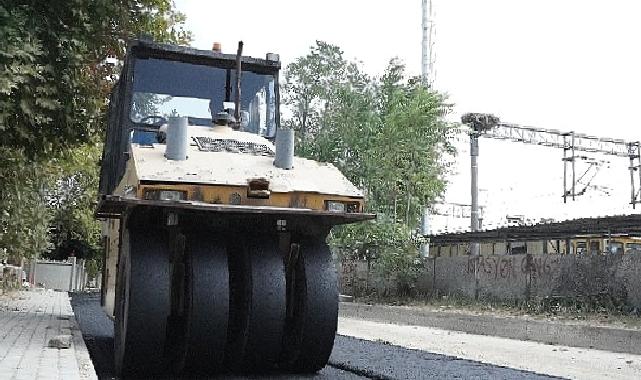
(69, 257), (77, 292)
(563, 135), (567, 203)
(234, 41), (243, 129)
(571, 133), (576, 201)
(421, 207), (430, 258)
(31, 259), (37, 285)
(629, 142), (636, 209)
(421, 0), (433, 257)
(470, 132), (480, 256)
(421, 0), (430, 85)
(637, 142), (641, 207)
(421, 0), (428, 84)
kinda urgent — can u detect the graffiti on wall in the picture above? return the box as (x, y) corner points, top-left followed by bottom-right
(341, 259), (358, 290)
(466, 255), (560, 280)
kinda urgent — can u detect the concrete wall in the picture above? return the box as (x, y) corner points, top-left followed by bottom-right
(29, 258), (86, 291)
(340, 252), (641, 309)
(339, 259), (370, 296)
(432, 256), (476, 297)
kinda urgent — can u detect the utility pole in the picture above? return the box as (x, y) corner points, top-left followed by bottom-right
(420, 0), (435, 257)
(470, 131), (480, 255)
(462, 114), (499, 255)
(421, 0), (435, 86)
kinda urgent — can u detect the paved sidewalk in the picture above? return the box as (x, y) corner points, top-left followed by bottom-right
(0, 289), (97, 380)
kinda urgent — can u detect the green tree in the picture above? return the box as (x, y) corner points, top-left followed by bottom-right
(0, 1), (190, 157)
(284, 43), (454, 226)
(0, 149), (52, 263)
(369, 60), (454, 224)
(284, 42), (456, 295)
(45, 143), (102, 260)
(0, 1), (191, 263)
(282, 41), (369, 155)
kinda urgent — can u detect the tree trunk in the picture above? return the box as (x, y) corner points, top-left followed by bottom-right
(393, 191), (398, 222)
(405, 183), (411, 225)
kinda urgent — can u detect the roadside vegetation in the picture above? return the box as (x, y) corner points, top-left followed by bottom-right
(0, 1), (190, 275)
(283, 42), (456, 285)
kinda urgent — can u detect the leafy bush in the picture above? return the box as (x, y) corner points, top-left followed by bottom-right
(331, 217), (425, 296)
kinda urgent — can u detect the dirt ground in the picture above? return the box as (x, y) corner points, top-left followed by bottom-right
(356, 296), (641, 330)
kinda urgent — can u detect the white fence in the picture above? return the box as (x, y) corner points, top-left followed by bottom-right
(26, 257), (87, 291)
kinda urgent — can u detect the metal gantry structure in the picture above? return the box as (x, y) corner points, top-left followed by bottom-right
(461, 113), (641, 255)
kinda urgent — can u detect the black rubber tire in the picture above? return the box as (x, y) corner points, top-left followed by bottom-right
(226, 234), (286, 372)
(281, 239), (338, 373)
(183, 232), (230, 374)
(114, 227), (172, 378)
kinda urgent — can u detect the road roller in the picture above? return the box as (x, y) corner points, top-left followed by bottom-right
(95, 39), (374, 377)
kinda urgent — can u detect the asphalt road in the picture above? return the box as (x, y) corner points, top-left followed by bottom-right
(70, 292), (559, 379)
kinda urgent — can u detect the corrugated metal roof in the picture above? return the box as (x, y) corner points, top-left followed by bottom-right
(428, 214), (641, 243)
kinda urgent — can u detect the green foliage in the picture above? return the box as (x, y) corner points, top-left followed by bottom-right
(285, 42), (455, 295)
(0, 142), (102, 263)
(0, 149), (52, 263)
(46, 143), (103, 260)
(131, 93), (173, 121)
(283, 41), (369, 154)
(0, 1), (191, 158)
(0, 1), (191, 263)
(331, 218), (425, 296)
(284, 43), (455, 227)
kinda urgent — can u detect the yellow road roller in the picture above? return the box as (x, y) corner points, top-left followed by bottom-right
(95, 39), (374, 377)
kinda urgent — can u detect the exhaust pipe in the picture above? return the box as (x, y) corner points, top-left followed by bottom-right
(274, 128), (294, 169)
(165, 116), (189, 161)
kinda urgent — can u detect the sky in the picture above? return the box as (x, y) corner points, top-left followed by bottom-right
(174, 0), (641, 230)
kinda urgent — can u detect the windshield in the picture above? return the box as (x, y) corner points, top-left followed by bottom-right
(130, 57), (277, 137)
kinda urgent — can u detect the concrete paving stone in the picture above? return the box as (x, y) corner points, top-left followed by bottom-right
(18, 359), (39, 368)
(60, 363), (79, 371)
(15, 375), (38, 380)
(15, 370), (38, 377)
(0, 290), (97, 380)
(59, 369), (81, 378)
(36, 376), (60, 380)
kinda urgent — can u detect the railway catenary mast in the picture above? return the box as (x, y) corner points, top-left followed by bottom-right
(462, 113), (641, 241)
(96, 40), (374, 377)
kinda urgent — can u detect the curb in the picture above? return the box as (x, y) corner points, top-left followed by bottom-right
(339, 302), (641, 356)
(71, 314), (99, 380)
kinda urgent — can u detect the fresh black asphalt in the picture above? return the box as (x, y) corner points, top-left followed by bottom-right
(70, 292), (560, 379)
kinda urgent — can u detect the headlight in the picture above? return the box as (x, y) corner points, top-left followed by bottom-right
(144, 189), (187, 201)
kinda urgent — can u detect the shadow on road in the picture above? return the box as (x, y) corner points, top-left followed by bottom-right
(70, 292), (355, 379)
(71, 292), (558, 380)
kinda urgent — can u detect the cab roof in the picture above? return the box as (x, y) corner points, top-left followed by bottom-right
(128, 39), (281, 74)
